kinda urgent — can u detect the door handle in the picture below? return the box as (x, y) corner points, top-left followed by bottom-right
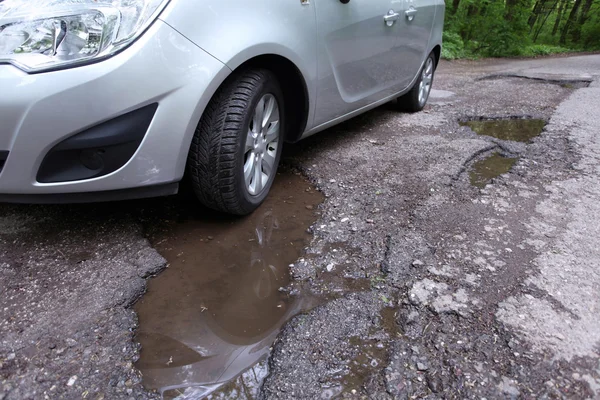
(384, 10), (400, 26)
(405, 7), (418, 21)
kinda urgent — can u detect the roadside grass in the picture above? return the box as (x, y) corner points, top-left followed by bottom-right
(519, 44), (572, 57)
(441, 31), (580, 60)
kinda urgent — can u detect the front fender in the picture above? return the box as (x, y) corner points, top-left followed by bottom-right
(159, 0), (318, 129)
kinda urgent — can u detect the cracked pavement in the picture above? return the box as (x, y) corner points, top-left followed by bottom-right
(264, 54), (600, 399)
(1, 54), (600, 399)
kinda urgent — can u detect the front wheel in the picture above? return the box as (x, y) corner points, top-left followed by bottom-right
(187, 69), (284, 215)
(396, 52), (436, 113)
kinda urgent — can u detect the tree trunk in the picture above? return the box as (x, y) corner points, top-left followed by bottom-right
(451, 0), (461, 15)
(466, 3), (479, 17)
(571, 0), (593, 43)
(533, 0), (559, 42)
(559, 0), (582, 44)
(529, 0), (543, 31)
(552, 0), (566, 36)
(505, 0), (520, 21)
(578, 0), (594, 24)
(462, 4), (479, 40)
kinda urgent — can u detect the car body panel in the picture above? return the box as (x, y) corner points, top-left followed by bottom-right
(0, 0), (444, 198)
(0, 20), (230, 194)
(312, 0), (404, 126)
(159, 0), (319, 132)
(395, 0), (438, 87)
(302, 0), (444, 138)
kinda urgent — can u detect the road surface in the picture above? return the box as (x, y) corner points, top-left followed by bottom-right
(1, 54), (599, 399)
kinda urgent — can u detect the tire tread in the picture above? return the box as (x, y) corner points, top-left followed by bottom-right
(187, 69), (280, 215)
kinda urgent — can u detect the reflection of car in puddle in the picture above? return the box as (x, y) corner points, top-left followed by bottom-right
(136, 210), (313, 399)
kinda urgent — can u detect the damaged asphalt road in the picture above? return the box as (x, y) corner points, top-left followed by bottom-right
(2, 54), (600, 399)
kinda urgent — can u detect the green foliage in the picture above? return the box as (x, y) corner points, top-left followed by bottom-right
(442, 0), (600, 59)
(519, 44), (571, 56)
(370, 274), (386, 288)
(441, 31), (467, 59)
(581, 11), (600, 49)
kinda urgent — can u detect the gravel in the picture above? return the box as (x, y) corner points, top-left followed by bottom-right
(2, 55), (600, 399)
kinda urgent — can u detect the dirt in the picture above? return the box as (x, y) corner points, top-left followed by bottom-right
(1, 54), (600, 400)
(0, 204), (166, 400)
(260, 60), (600, 398)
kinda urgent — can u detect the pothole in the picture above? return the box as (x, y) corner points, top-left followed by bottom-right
(380, 306), (401, 339)
(459, 117), (546, 142)
(470, 153), (518, 188)
(341, 337), (388, 395)
(478, 73), (592, 88)
(135, 170), (324, 399)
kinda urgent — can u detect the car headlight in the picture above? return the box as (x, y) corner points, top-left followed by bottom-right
(0, 0), (170, 73)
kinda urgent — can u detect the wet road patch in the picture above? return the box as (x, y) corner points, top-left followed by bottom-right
(135, 171), (323, 398)
(341, 337), (388, 395)
(470, 153), (518, 188)
(460, 118), (546, 142)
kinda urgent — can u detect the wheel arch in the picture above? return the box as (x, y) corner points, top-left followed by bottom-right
(228, 54), (311, 144)
(180, 51), (311, 183)
(184, 51), (311, 164)
(432, 45), (441, 68)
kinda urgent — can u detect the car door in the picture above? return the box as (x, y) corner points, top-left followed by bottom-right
(393, 0), (438, 88)
(313, 0), (408, 126)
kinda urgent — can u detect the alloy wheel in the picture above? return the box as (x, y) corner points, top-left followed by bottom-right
(243, 94), (280, 196)
(418, 57), (434, 106)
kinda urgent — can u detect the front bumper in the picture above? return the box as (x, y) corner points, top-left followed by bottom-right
(0, 19), (229, 199)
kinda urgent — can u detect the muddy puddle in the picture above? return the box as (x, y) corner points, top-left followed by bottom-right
(470, 153), (518, 188)
(460, 118), (546, 142)
(135, 171), (324, 399)
(343, 337), (388, 394)
(317, 336), (388, 399)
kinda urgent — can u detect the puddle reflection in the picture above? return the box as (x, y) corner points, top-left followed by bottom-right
(135, 172), (324, 399)
(470, 153), (518, 188)
(460, 118), (546, 142)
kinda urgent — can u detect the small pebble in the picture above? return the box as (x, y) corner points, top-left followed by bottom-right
(417, 362), (429, 371)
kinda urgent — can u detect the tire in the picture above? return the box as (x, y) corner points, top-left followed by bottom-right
(396, 52), (436, 113)
(187, 69), (285, 215)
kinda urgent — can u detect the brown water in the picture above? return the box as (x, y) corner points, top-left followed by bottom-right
(470, 153), (518, 188)
(343, 337), (387, 394)
(460, 118), (546, 142)
(135, 171), (324, 399)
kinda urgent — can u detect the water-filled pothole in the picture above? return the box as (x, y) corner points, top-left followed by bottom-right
(135, 170), (324, 399)
(342, 336), (388, 394)
(470, 153), (518, 188)
(459, 118), (546, 142)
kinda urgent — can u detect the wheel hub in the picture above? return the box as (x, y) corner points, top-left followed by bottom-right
(254, 136), (267, 154)
(243, 93), (280, 196)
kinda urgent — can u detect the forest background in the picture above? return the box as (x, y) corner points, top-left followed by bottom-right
(442, 0), (600, 58)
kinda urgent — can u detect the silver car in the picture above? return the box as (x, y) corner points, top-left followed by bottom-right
(0, 0), (444, 214)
